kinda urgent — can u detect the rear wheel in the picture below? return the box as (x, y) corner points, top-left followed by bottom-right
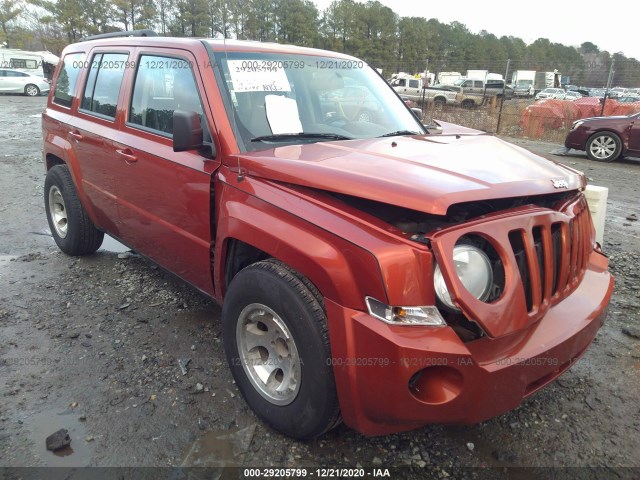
(44, 165), (104, 255)
(25, 84), (40, 96)
(461, 99), (475, 109)
(222, 259), (340, 439)
(586, 132), (622, 162)
(433, 98), (445, 110)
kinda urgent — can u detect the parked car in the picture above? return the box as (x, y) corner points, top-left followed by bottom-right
(565, 113), (640, 161)
(513, 82), (534, 97)
(608, 87), (629, 98)
(615, 95), (640, 104)
(42, 30), (613, 439)
(562, 91), (583, 101)
(535, 87), (564, 100)
(0, 68), (50, 96)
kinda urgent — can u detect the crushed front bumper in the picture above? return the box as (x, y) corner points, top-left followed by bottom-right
(325, 251), (613, 436)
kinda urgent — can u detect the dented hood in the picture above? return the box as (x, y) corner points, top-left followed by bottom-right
(237, 134), (584, 215)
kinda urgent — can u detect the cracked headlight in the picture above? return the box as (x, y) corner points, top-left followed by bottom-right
(434, 245), (493, 311)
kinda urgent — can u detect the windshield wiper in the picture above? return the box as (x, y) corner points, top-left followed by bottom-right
(251, 133), (353, 142)
(378, 130), (421, 138)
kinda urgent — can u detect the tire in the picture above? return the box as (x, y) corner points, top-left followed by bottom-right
(25, 84), (40, 96)
(461, 99), (475, 109)
(44, 165), (104, 255)
(586, 132), (622, 162)
(433, 98), (445, 110)
(222, 259), (340, 439)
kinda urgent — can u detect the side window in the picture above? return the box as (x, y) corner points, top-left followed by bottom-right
(5, 71), (25, 77)
(474, 81), (483, 88)
(81, 53), (128, 119)
(53, 53), (85, 108)
(10, 59), (38, 69)
(0, 70), (5, 77)
(408, 79), (420, 89)
(129, 55), (203, 136)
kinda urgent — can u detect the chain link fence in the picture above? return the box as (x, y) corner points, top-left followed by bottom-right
(392, 57), (640, 143)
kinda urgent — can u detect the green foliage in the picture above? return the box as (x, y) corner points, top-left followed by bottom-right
(0, 0), (23, 47)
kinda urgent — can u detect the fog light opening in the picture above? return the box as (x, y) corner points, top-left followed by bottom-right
(408, 366), (464, 405)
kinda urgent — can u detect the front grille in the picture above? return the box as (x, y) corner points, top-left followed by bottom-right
(507, 199), (593, 314)
(429, 194), (595, 338)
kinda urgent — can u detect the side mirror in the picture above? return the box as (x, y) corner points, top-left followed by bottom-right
(173, 110), (203, 152)
(410, 107), (424, 122)
(424, 122), (443, 135)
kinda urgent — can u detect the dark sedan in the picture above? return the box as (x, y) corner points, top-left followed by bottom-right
(565, 113), (640, 162)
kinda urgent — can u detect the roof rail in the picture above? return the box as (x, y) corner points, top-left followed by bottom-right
(80, 29), (157, 42)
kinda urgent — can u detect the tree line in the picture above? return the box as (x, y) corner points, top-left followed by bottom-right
(1, 0), (639, 87)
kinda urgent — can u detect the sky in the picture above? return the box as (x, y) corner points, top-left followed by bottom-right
(311, 0), (639, 61)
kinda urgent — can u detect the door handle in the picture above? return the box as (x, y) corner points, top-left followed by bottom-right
(116, 148), (138, 163)
(68, 130), (83, 141)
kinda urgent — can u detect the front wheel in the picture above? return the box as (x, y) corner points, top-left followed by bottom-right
(44, 165), (104, 255)
(586, 132), (622, 162)
(222, 260), (340, 439)
(25, 84), (40, 96)
(433, 98), (445, 110)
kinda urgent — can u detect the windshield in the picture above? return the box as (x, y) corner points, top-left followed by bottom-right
(212, 51), (425, 152)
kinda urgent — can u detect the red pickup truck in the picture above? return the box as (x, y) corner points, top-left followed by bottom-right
(42, 31), (613, 439)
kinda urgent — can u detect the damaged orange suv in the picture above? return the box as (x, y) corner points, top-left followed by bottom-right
(42, 30), (613, 439)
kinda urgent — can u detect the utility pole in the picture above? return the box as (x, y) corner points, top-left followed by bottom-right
(601, 57), (615, 116)
(496, 58), (511, 135)
(421, 58), (428, 113)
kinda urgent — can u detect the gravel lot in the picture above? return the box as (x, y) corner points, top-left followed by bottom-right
(0, 95), (639, 479)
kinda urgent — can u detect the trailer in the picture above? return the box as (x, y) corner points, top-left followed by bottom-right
(511, 70), (536, 97)
(435, 72), (462, 85)
(534, 70), (561, 95)
(0, 48), (59, 81)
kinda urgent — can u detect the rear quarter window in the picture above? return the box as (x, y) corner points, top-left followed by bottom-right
(53, 53), (85, 108)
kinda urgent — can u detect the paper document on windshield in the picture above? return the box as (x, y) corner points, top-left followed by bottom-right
(265, 95), (303, 135)
(227, 60), (291, 93)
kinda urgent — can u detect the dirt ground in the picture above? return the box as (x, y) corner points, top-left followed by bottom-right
(0, 95), (639, 479)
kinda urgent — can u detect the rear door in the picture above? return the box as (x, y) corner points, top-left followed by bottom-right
(112, 48), (220, 295)
(70, 50), (131, 234)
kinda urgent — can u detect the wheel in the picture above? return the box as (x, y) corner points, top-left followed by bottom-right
(461, 99), (475, 109)
(586, 132), (622, 162)
(433, 98), (445, 110)
(222, 259), (340, 439)
(25, 84), (40, 96)
(44, 165), (104, 255)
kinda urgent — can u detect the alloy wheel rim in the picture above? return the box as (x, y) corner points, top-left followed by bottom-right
(590, 136), (616, 159)
(48, 186), (68, 238)
(236, 303), (301, 405)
